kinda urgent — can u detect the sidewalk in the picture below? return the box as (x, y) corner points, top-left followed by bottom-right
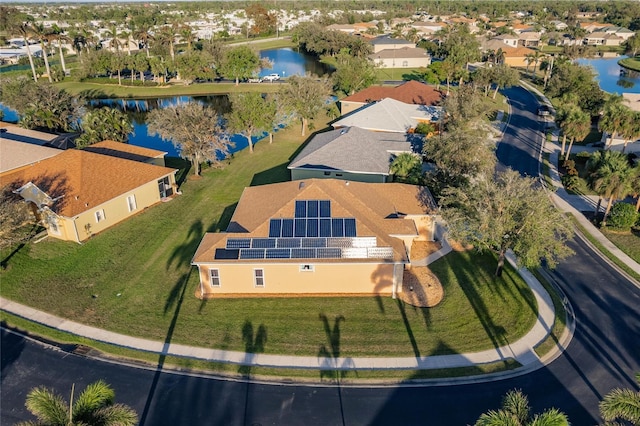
(537, 105), (640, 279)
(5, 83), (639, 376)
(0, 250), (555, 371)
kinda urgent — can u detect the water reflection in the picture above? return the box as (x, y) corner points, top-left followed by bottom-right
(259, 47), (333, 78)
(577, 56), (640, 94)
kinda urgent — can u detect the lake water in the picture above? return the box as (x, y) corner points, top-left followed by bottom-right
(1, 48), (324, 157)
(259, 47), (332, 78)
(577, 56), (640, 94)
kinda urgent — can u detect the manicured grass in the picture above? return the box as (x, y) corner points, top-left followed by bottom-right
(0, 108), (537, 357)
(55, 80), (282, 98)
(601, 228), (640, 264)
(619, 57), (640, 73)
(532, 270), (568, 358)
(0, 311), (521, 381)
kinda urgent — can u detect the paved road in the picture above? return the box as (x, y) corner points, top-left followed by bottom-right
(2, 86), (639, 425)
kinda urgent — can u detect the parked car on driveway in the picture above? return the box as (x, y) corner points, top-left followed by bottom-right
(263, 73), (280, 82)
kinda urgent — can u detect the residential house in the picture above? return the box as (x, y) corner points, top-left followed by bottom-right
(0, 138), (62, 177)
(333, 98), (442, 133)
(599, 93), (640, 154)
(511, 23), (533, 34)
(370, 36), (416, 53)
(288, 126), (419, 183)
(83, 140), (168, 166)
(493, 34), (519, 48)
(191, 178), (438, 298)
(518, 32), (541, 48)
(550, 20), (568, 31)
(409, 21), (445, 38)
(370, 47), (431, 69)
(3, 149), (178, 242)
(579, 22), (610, 33)
(502, 46), (536, 68)
(584, 32), (623, 46)
(326, 22), (377, 35)
(339, 80), (442, 115)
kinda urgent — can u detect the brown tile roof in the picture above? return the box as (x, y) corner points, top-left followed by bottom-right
(1, 149), (176, 217)
(192, 179), (437, 264)
(504, 46), (535, 57)
(83, 140), (166, 163)
(342, 81), (442, 106)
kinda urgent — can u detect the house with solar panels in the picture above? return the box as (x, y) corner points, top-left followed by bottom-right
(191, 179), (438, 298)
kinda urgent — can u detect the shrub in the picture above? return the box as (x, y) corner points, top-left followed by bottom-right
(576, 151), (591, 159)
(607, 202), (638, 230)
(561, 174), (580, 191)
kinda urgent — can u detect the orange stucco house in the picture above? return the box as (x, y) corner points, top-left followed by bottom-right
(191, 179), (438, 299)
(2, 144), (178, 242)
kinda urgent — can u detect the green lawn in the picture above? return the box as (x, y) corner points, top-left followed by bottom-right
(619, 57), (640, 73)
(0, 110), (537, 357)
(55, 80), (282, 98)
(601, 228), (640, 264)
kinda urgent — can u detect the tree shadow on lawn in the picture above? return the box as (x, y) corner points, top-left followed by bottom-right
(318, 313), (350, 426)
(140, 268), (192, 426)
(165, 220), (203, 314)
(442, 253), (519, 354)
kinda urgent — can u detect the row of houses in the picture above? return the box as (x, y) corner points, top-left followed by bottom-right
(191, 80), (443, 298)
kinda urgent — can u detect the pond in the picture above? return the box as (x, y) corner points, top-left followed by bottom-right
(0, 48), (324, 157)
(577, 55), (640, 94)
(259, 47), (333, 78)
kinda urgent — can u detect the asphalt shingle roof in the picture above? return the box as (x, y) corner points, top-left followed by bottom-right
(2, 149), (177, 217)
(288, 126), (416, 175)
(333, 98), (442, 133)
(193, 179), (438, 264)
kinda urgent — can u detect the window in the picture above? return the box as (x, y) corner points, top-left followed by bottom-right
(254, 269), (265, 287)
(210, 269), (220, 287)
(158, 176), (174, 198)
(299, 264), (314, 272)
(126, 194), (137, 212)
(323, 171), (331, 176)
(47, 215), (60, 235)
(95, 209), (105, 223)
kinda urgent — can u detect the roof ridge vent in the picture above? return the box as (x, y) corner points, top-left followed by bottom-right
(299, 181), (305, 190)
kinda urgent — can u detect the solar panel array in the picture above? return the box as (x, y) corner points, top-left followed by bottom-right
(269, 218), (356, 238)
(224, 199), (393, 260)
(235, 246), (393, 260)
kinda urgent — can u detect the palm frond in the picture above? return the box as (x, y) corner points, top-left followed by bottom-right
(475, 409), (521, 426)
(529, 408), (570, 426)
(93, 404), (139, 426)
(599, 388), (640, 424)
(73, 380), (115, 423)
(24, 386), (68, 426)
(502, 389), (530, 424)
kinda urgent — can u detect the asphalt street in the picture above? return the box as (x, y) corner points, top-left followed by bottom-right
(2, 86), (639, 426)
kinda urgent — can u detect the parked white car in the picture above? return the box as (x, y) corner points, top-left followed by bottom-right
(263, 73), (280, 82)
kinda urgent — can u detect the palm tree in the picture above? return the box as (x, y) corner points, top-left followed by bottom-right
(48, 24), (68, 74)
(178, 24), (195, 51)
(31, 22), (53, 83)
(589, 151), (635, 226)
(14, 22), (39, 83)
(599, 98), (630, 150)
(390, 152), (422, 184)
(155, 24), (177, 61)
(105, 23), (122, 53)
(599, 372), (640, 425)
(18, 380), (137, 426)
(475, 389), (569, 426)
(563, 107), (591, 162)
(133, 22), (153, 58)
(618, 111), (640, 154)
(525, 52), (535, 75)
